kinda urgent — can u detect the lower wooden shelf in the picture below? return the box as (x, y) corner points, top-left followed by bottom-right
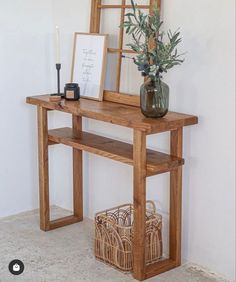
(48, 127), (184, 176)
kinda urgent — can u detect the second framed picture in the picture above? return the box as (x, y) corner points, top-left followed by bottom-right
(71, 33), (108, 101)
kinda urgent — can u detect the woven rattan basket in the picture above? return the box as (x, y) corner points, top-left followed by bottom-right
(94, 201), (162, 272)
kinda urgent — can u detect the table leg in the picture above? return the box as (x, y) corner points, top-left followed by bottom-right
(37, 109), (83, 231)
(72, 115), (83, 221)
(37, 106), (50, 231)
(170, 127), (183, 266)
(133, 130), (146, 281)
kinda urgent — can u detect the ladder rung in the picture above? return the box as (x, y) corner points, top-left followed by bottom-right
(108, 48), (136, 54)
(98, 5), (150, 9)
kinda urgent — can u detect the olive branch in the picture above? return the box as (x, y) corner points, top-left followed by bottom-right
(122, 0), (185, 79)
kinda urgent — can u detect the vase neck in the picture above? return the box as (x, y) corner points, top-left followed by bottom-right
(149, 77), (161, 85)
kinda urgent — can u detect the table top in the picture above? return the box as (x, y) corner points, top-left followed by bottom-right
(26, 95), (198, 134)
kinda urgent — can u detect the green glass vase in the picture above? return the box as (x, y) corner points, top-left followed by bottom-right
(140, 78), (169, 118)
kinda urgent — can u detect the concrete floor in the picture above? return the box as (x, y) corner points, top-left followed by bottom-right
(0, 206), (228, 282)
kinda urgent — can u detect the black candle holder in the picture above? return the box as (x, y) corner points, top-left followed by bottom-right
(51, 63), (64, 97)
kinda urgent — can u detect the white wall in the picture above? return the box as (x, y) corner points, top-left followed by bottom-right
(163, 1), (235, 280)
(0, 0), (235, 281)
(0, 0), (54, 217)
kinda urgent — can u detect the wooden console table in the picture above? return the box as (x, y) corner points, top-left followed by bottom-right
(26, 94), (198, 281)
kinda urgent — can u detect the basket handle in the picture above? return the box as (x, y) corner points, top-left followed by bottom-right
(96, 201), (156, 221)
(96, 214), (117, 226)
(146, 200), (156, 214)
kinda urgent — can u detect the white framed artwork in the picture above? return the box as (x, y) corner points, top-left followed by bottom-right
(71, 33), (108, 101)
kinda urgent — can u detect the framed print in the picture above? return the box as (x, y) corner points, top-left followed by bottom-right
(71, 33), (108, 101)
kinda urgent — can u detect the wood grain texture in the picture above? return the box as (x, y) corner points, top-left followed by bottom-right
(98, 5), (150, 9)
(89, 0), (96, 33)
(147, 0), (161, 62)
(170, 128), (183, 266)
(48, 127), (184, 176)
(49, 215), (81, 231)
(95, 0), (102, 33)
(90, 0), (101, 33)
(145, 259), (176, 279)
(26, 95), (198, 134)
(115, 0), (126, 92)
(171, 127), (183, 157)
(133, 130), (146, 281)
(72, 115), (83, 221)
(37, 106), (50, 231)
(108, 48), (136, 54)
(104, 91), (140, 107)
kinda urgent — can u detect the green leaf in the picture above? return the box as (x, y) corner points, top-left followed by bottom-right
(131, 0), (136, 14)
(122, 0), (185, 74)
(125, 13), (135, 17)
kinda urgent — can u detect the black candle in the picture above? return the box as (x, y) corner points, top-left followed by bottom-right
(64, 83), (80, 101)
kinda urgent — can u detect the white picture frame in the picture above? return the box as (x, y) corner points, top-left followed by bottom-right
(71, 33), (108, 101)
